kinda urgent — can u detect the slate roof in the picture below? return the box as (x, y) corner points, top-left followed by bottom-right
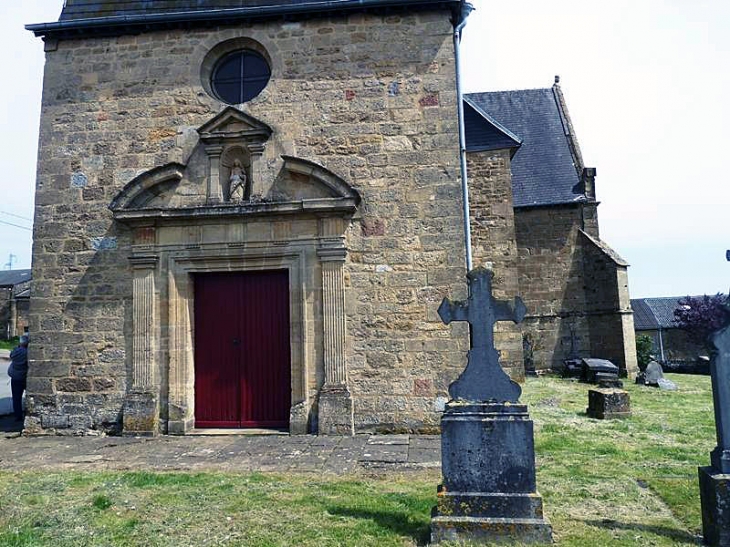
(465, 86), (586, 208)
(0, 269), (31, 288)
(463, 96), (522, 153)
(29, 0), (461, 37)
(630, 297), (696, 330)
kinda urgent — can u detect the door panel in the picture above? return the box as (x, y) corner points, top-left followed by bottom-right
(194, 270), (291, 428)
(240, 270), (291, 427)
(194, 273), (240, 427)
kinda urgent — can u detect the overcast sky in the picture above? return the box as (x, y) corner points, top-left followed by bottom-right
(1, 0), (728, 298)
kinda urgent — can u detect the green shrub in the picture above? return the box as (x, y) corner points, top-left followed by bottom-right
(636, 334), (653, 371)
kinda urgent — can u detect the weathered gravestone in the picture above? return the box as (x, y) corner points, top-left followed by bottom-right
(430, 267), (552, 544)
(698, 253), (730, 546)
(586, 388), (631, 419)
(580, 358), (621, 385)
(636, 360), (664, 386)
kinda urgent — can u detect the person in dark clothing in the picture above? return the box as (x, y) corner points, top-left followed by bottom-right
(8, 335), (28, 422)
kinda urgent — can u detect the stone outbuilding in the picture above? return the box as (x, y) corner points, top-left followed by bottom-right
(632, 296), (707, 364)
(24, 0), (635, 436)
(0, 269), (31, 340)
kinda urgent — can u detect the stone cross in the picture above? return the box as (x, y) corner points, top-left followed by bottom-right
(562, 324), (581, 360)
(708, 252), (730, 473)
(438, 266), (527, 402)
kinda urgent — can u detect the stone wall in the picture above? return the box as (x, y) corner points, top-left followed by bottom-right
(28, 10), (466, 434)
(514, 205), (588, 371)
(581, 232), (637, 376)
(0, 288), (11, 339)
(514, 204), (636, 376)
(467, 149), (523, 380)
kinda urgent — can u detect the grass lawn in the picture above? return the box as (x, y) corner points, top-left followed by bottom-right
(0, 374), (714, 546)
(0, 337), (18, 351)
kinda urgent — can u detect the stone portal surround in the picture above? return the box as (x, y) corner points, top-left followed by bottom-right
(124, 216), (353, 436)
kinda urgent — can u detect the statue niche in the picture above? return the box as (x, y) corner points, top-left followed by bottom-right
(196, 106), (273, 205)
(221, 148), (251, 202)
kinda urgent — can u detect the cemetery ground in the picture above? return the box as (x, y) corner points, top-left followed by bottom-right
(0, 374), (712, 546)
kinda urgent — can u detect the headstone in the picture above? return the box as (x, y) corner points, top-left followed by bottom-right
(523, 333), (537, 377)
(562, 358), (583, 378)
(580, 358), (620, 384)
(698, 252), (730, 546)
(586, 389), (631, 419)
(430, 267), (552, 544)
(641, 360), (664, 386)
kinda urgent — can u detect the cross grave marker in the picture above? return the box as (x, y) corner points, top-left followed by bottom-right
(562, 323), (582, 361)
(431, 266), (552, 544)
(698, 250), (730, 546)
(437, 266), (526, 402)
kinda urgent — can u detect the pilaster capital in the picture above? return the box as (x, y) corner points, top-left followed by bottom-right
(248, 143), (265, 156)
(318, 246), (347, 262)
(129, 255), (159, 270)
(204, 145), (225, 157)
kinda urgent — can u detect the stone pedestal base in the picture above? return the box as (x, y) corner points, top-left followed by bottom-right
(587, 389), (631, 419)
(699, 466), (730, 546)
(318, 387), (354, 435)
(122, 391), (159, 436)
(431, 402), (552, 544)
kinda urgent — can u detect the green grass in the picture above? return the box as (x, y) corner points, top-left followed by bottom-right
(0, 374), (714, 546)
(0, 337), (18, 351)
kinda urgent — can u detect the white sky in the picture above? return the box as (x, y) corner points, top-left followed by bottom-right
(1, 0), (728, 298)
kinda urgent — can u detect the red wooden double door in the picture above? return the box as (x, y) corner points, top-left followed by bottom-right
(194, 270), (291, 428)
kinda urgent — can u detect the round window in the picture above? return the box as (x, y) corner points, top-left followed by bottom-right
(211, 50), (271, 104)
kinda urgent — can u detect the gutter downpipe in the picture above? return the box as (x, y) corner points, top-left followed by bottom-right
(658, 327), (666, 363)
(453, 1), (475, 273)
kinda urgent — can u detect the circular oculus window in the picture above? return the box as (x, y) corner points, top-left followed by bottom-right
(211, 50), (271, 105)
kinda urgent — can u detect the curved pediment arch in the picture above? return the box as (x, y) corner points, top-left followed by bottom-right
(110, 154), (361, 223)
(275, 155), (360, 203)
(109, 163), (186, 211)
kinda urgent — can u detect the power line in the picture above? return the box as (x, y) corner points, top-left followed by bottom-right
(0, 219), (32, 231)
(0, 210), (32, 222)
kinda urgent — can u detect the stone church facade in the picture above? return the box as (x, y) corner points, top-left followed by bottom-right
(25, 0), (635, 436)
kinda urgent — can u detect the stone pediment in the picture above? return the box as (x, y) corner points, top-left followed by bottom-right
(109, 155), (360, 222)
(109, 163), (186, 211)
(197, 106), (272, 144)
(271, 156), (360, 202)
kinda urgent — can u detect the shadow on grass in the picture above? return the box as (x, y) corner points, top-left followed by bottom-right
(327, 505), (431, 546)
(584, 518), (700, 544)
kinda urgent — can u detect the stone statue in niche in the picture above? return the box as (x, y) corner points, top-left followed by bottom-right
(228, 159), (247, 202)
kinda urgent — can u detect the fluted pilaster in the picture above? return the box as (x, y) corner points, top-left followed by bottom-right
(321, 255), (347, 387)
(131, 256), (158, 389)
(317, 227), (354, 435)
(124, 255), (160, 436)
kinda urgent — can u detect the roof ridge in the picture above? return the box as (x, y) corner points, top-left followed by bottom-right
(466, 87), (553, 96)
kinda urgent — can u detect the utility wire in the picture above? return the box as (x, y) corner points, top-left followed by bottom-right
(0, 210), (32, 222)
(0, 219), (32, 231)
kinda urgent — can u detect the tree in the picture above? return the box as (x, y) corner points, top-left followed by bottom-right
(673, 293), (730, 352)
(635, 334), (654, 371)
